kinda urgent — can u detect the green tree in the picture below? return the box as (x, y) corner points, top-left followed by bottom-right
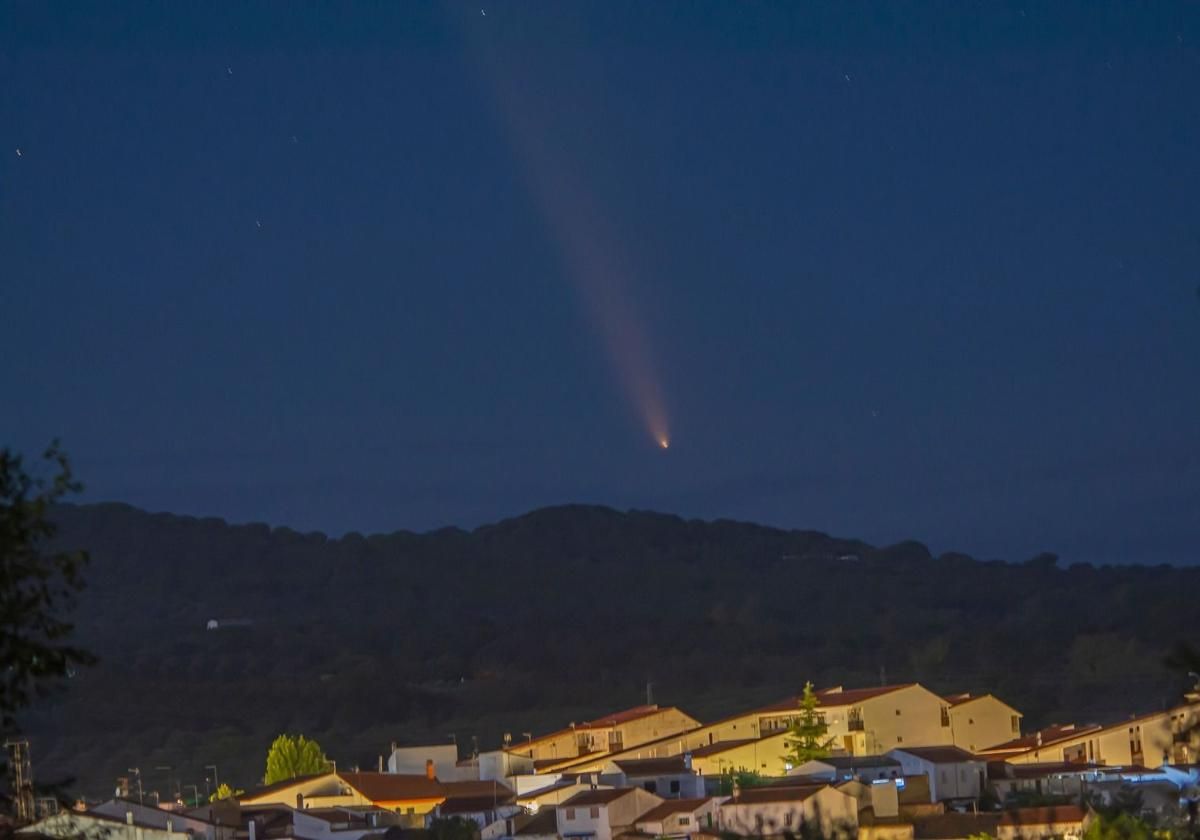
(428, 816), (479, 840)
(0, 441), (93, 734)
(208, 783), (244, 802)
(264, 734), (331, 785)
(1082, 813), (1157, 840)
(783, 682), (834, 766)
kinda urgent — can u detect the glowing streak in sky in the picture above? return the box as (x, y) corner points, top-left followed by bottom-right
(472, 46), (670, 449)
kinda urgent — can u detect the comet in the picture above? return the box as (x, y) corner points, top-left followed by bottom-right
(472, 46), (671, 449)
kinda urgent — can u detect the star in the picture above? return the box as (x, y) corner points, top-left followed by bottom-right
(14, 148), (21, 157)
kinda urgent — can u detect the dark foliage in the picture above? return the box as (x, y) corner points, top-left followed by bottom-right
(23, 502), (1200, 799)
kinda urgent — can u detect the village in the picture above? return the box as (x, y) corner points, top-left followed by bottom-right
(17, 682), (1200, 840)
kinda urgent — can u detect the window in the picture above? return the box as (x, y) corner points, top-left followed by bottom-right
(590, 808), (599, 819)
(940, 707), (950, 727)
(644, 782), (658, 794)
(968, 718), (974, 725)
(670, 781), (680, 794)
(566, 809), (576, 821)
(896, 736), (903, 743)
(896, 709), (902, 716)
(1011, 716), (1020, 735)
(679, 817), (692, 826)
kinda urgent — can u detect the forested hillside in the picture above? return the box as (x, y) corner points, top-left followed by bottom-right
(26, 503), (1199, 798)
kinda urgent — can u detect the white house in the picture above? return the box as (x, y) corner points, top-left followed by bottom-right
(719, 784), (859, 837)
(633, 797), (722, 838)
(556, 787), (663, 840)
(888, 747), (986, 802)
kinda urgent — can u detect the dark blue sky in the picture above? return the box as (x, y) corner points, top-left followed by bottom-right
(3, 2), (1198, 563)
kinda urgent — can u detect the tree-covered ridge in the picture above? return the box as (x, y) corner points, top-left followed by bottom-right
(25, 502), (1200, 799)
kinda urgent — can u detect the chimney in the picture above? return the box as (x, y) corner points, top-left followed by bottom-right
(683, 753), (692, 771)
(426, 759), (436, 781)
(1036, 732), (1043, 747)
(167, 819), (174, 834)
(249, 820), (257, 840)
(378, 755), (384, 773)
(126, 812), (134, 825)
(297, 793), (305, 810)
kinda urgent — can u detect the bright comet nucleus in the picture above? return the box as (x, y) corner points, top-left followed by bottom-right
(659, 438), (670, 450)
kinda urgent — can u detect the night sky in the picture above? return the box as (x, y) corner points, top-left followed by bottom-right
(3, 3), (1198, 564)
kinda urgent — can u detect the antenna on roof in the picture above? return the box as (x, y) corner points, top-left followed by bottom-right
(646, 681), (654, 706)
(879, 665), (887, 687)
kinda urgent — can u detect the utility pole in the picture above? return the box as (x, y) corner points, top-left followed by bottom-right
(128, 768), (144, 806)
(5, 740), (34, 825)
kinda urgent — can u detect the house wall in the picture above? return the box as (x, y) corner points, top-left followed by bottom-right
(635, 800), (722, 837)
(889, 753), (984, 801)
(949, 697), (1022, 752)
(481, 751), (535, 781)
(688, 732), (791, 777)
(719, 788), (859, 837)
(521, 783), (612, 810)
(388, 746), (462, 779)
(21, 813), (193, 840)
(1007, 706), (1199, 767)
(997, 818), (1087, 840)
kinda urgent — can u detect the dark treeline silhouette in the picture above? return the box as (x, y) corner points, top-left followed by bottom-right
(24, 502), (1200, 798)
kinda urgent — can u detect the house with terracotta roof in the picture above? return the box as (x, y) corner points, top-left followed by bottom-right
(718, 783), (858, 838)
(995, 805), (1091, 840)
(483, 809), (560, 840)
(556, 788), (663, 840)
(238, 771), (445, 824)
(979, 703), (1200, 768)
(500, 706), (701, 774)
(633, 797), (722, 838)
(942, 693), (1023, 752)
(888, 747), (986, 803)
(790, 755), (902, 783)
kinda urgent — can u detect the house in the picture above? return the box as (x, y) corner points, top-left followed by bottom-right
(503, 706), (700, 771)
(996, 805), (1091, 840)
(718, 783), (859, 837)
(979, 704), (1200, 768)
(942, 694), (1023, 752)
(483, 809), (561, 840)
(835, 778), (900, 821)
(19, 810), (207, 840)
(601, 756), (704, 798)
(684, 732), (792, 778)
(633, 798), (722, 838)
(92, 799), (236, 838)
(238, 771), (445, 823)
(556, 788), (663, 840)
(889, 747), (986, 802)
(986, 761), (1098, 802)
(433, 781), (518, 829)
(910, 812), (1002, 840)
(517, 779), (613, 811)
(754, 685), (958, 756)
(790, 755), (902, 783)
(388, 745), (473, 782)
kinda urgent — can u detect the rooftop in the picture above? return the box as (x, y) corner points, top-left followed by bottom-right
(998, 805), (1087, 826)
(635, 798), (713, 823)
(892, 746), (979, 764)
(613, 757), (690, 776)
(723, 784), (827, 805)
(561, 788), (636, 807)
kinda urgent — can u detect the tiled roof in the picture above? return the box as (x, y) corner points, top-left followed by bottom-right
(821, 755), (901, 769)
(613, 757), (689, 776)
(513, 810), (559, 836)
(979, 724), (1102, 753)
(755, 685), (916, 714)
(912, 813), (1001, 839)
(892, 746), (979, 764)
(687, 739), (757, 758)
(561, 788), (636, 807)
(437, 796), (513, 815)
(578, 706), (663, 729)
(240, 772), (332, 801)
(439, 781), (513, 799)
(339, 772), (444, 802)
(998, 805), (1087, 826)
(635, 799), (713, 823)
(722, 784), (827, 805)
